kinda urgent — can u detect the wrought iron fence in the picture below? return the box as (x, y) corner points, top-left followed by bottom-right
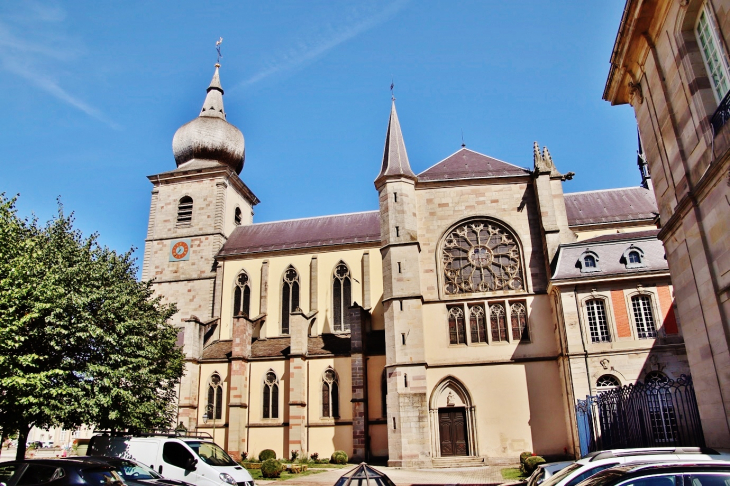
(575, 375), (704, 457)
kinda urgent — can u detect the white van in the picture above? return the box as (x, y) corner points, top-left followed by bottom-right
(87, 433), (254, 486)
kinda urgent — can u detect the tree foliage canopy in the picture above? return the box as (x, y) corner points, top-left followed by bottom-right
(0, 195), (184, 457)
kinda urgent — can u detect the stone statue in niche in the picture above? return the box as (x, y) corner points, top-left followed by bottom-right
(446, 391), (455, 406)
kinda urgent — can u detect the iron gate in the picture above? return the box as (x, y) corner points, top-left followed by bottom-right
(575, 375), (704, 456)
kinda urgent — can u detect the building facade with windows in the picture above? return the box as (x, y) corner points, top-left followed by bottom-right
(142, 65), (689, 465)
(604, 0), (730, 448)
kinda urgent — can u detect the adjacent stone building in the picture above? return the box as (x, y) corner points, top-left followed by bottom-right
(603, 0), (730, 448)
(142, 65), (690, 464)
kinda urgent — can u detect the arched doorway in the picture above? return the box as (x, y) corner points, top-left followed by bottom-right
(429, 377), (478, 457)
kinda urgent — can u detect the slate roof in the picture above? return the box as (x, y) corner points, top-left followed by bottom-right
(218, 211), (380, 257)
(564, 187), (658, 226)
(552, 232), (668, 281)
(418, 148), (530, 182)
(376, 101), (416, 183)
(199, 332), (386, 359)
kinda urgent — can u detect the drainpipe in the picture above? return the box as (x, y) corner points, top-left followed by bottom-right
(574, 286), (593, 396)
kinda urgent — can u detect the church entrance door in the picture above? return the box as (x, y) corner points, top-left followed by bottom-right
(438, 407), (468, 456)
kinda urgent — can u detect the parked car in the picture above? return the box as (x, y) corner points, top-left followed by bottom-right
(527, 461), (574, 486)
(0, 458), (124, 486)
(539, 448), (730, 486)
(80, 457), (195, 486)
(572, 461), (730, 486)
(88, 434), (254, 486)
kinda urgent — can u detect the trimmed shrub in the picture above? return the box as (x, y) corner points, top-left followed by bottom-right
(259, 449), (276, 461)
(519, 451), (533, 466)
(331, 450), (348, 464)
(523, 456), (546, 475)
(261, 458), (283, 478)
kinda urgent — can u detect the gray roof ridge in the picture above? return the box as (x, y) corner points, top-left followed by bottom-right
(248, 210), (379, 227)
(418, 147), (528, 175)
(560, 233), (660, 248)
(564, 186), (648, 196)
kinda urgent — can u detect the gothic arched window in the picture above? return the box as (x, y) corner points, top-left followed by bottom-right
(333, 262), (352, 332)
(469, 304), (487, 343)
(206, 373), (223, 421)
(322, 368), (340, 418)
(490, 303), (507, 342)
(233, 271), (251, 318)
(262, 370), (279, 419)
(281, 266), (300, 335)
(177, 196), (193, 226)
(447, 306), (466, 345)
(510, 302), (529, 341)
(442, 220), (524, 295)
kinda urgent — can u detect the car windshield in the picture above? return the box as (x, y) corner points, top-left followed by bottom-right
(185, 441), (237, 467)
(541, 463), (584, 486)
(113, 460), (161, 480)
(80, 468), (125, 486)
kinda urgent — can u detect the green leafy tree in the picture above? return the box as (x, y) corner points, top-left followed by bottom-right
(0, 195), (184, 460)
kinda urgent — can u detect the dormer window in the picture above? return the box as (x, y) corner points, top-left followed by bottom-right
(579, 250), (600, 273)
(623, 245), (646, 269)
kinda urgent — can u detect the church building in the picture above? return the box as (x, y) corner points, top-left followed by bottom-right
(141, 65), (689, 466)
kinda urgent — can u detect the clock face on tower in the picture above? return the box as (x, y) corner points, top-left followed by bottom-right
(169, 239), (191, 261)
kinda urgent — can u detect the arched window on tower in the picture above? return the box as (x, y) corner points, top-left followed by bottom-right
(262, 370), (279, 419)
(206, 373), (223, 421)
(333, 262), (352, 332)
(177, 196), (193, 227)
(233, 271), (251, 318)
(234, 207), (242, 226)
(322, 368), (339, 418)
(281, 266), (300, 335)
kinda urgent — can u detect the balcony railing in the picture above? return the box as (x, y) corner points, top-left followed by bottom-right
(710, 89), (730, 135)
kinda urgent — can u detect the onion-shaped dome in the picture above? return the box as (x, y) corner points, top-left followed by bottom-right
(172, 66), (245, 174)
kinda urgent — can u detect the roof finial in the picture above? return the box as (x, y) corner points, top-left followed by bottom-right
(390, 77), (395, 101)
(215, 37), (223, 67)
(461, 129), (466, 148)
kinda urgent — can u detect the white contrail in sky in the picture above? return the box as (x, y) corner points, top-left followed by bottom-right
(236, 0), (410, 89)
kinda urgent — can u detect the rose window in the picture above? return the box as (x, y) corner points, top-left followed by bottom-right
(442, 221), (524, 294)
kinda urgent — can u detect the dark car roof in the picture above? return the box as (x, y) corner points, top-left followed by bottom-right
(578, 461), (730, 486)
(5, 459), (114, 467)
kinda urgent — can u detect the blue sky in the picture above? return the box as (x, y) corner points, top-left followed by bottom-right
(0, 1), (636, 271)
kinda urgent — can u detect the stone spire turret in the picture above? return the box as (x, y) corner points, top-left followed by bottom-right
(172, 65), (245, 174)
(375, 101), (416, 187)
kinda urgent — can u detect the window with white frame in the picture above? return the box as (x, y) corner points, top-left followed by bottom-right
(696, 4), (730, 102)
(632, 295), (657, 339)
(262, 370), (279, 419)
(586, 299), (611, 343)
(596, 374), (621, 393)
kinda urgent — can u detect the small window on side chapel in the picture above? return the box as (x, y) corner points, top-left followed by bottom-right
(696, 4), (730, 102)
(469, 305), (487, 343)
(281, 266), (300, 335)
(333, 262), (352, 332)
(510, 302), (528, 341)
(207, 373), (223, 420)
(322, 368), (339, 418)
(447, 306), (466, 344)
(233, 271), (251, 318)
(490, 303), (508, 342)
(177, 196), (193, 226)
(263, 370), (279, 419)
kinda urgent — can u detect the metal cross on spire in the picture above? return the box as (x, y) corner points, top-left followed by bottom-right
(390, 77), (395, 101)
(216, 37), (223, 65)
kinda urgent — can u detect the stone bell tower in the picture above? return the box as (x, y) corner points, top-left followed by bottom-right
(141, 64), (259, 430)
(375, 101), (431, 467)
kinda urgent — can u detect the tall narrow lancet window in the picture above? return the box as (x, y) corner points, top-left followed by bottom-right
(281, 266), (300, 335)
(332, 262), (352, 332)
(442, 220), (524, 294)
(177, 196), (193, 227)
(262, 370), (279, 419)
(469, 305), (487, 343)
(490, 304), (507, 342)
(206, 373), (223, 421)
(322, 368), (340, 418)
(510, 302), (529, 341)
(447, 306), (466, 344)
(233, 271), (251, 318)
